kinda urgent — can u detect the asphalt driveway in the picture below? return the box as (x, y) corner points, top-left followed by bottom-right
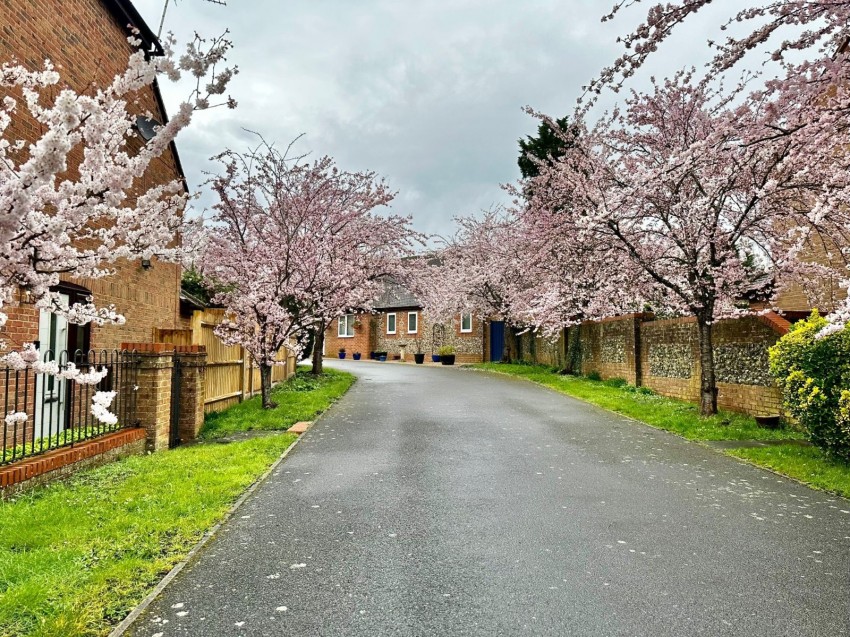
(127, 360), (850, 636)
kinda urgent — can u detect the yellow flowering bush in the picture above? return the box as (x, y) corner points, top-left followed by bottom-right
(769, 312), (850, 461)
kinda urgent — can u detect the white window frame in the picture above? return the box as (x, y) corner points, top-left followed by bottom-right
(386, 312), (397, 335)
(338, 314), (355, 338)
(407, 311), (418, 334)
(460, 313), (473, 333)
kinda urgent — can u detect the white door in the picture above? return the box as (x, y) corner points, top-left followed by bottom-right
(36, 294), (69, 439)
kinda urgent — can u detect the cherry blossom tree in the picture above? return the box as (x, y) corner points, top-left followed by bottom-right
(594, 1), (850, 95)
(413, 209), (534, 362)
(202, 139), (419, 407)
(0, 30), (236, 425)
(526, 71), (850, 414)
(591, 1), (850, 332)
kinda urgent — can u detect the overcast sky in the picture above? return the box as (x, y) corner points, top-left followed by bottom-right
(132, 0), (750, 238)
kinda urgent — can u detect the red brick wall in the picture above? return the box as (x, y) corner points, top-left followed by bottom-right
(0, 0), (183, 353)
(323, 313), (373, 358)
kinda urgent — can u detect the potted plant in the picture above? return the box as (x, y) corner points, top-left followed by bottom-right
(352, 352), (362, 361)
(369, 351), (376, 360)
(438, 345), (456, 365)
(431, 353), (441, 363)
(377, 351), (387, 361)
(414, 339), (425, 365)
(338, 347), (346, 359)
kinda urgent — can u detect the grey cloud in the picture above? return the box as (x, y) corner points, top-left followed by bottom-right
(134, 0), (759, 235)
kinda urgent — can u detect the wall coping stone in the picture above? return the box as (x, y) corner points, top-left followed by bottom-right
(0, 428), (146, 493)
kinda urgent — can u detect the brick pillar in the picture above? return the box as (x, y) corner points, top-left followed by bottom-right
(174, 346), (207, 442)
(122, 342), (174, 452)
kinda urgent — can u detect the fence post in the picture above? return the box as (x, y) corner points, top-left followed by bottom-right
(174, 345), (207, 442)
(121, 342), (174, 452)
(240, 346), (247, 402)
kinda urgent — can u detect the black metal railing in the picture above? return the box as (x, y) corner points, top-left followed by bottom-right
(1, 349), (141, 466)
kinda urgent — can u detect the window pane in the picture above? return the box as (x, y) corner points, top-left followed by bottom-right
(461, 313), (472, 331)
(338, 317), (345, 337)
(345, 314), (355, 337)
(387, 314), (396, 333)
(408, 312), (417, 333)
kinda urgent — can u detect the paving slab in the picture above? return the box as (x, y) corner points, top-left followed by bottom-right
(126, 361), (850, 637)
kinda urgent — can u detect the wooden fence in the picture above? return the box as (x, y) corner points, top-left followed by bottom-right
(155, 309), (296, 413)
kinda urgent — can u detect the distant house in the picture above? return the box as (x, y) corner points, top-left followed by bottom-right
(323, 280), (487, 363)
(0, 0), (187, 353)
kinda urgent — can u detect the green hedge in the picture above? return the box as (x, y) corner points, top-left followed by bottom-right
(769, 312), (850, 461)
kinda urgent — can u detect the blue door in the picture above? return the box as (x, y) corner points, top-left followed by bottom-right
(490, 321), (505, 362)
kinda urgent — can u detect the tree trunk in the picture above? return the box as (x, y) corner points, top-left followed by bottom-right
(504, 325), (520, 363)
(562, 326), (575, 374)
(312, 327), (325, 375)
(260, 363), (277, 409)
(696, 316), (718, 416)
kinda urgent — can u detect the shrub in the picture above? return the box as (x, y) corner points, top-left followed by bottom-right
(586, 370), (602, 381)
(437, 345), (456, 356)
(769, 311), (850, 461)
(603, 377), (628, 388)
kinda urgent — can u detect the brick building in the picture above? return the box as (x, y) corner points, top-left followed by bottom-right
(323, 280), (486, 363)
(0, 0), (190, 455)
(0, 0), (186, 353)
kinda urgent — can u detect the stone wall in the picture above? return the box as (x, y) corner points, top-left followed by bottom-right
(516, 331), (566, 368)
(578, 315), (646, 386)
(536, 313), (788, 417)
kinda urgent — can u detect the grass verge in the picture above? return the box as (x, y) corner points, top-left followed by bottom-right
(726, 445), (850, 499)
(0, 366), (355, 637)
(201, 366), (355, 439)
(471, 362), (802, 441)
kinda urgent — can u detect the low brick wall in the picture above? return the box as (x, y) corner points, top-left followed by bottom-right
(0, 428), (147, 498)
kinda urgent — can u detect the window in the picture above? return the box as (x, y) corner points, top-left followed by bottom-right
(460, 313), (473, 333)
(407, 311), (418, 334)
(338, 314), (355, 338)
(387, 313), (397, 334)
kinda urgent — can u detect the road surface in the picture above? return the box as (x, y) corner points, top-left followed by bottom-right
(127, 360), (850, 636)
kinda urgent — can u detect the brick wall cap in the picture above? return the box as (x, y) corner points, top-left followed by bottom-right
(757, 311), (791, 336)
(120, 342), (175, 353)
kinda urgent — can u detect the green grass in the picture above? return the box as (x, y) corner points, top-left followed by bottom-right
(0, 434), (296, 637)
(201, 366), (355, 439)
(0, 365), (355, 637)
(727, 445), (850, 499)
(471, 362), (804, 442)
